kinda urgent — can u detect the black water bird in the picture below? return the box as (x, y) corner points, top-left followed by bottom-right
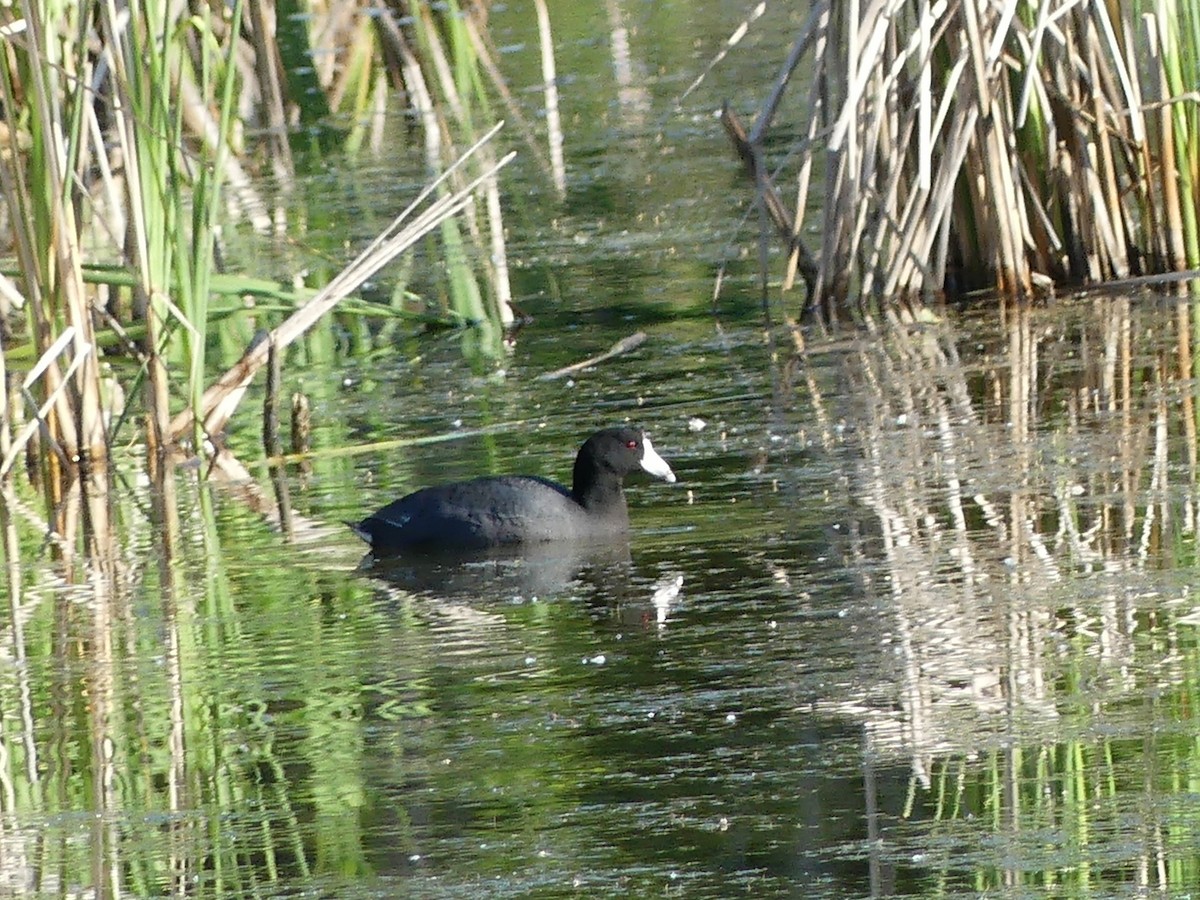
(349, 426), (676, 555)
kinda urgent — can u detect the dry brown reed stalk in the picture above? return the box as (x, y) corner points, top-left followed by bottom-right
(724, 0), (1200, 316)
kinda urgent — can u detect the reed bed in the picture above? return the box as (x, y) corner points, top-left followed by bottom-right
(0, 5), (544, 886)
(0, 1), (546, 573)
(725, 0), (1200, 317)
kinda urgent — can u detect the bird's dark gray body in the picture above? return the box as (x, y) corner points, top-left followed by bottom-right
(353, 474), (631, 551)
(349, 427), (675, 555)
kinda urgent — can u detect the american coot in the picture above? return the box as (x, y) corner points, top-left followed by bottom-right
(350, 426), (676, 554)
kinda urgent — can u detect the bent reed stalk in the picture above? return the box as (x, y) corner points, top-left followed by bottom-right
(724, 0), (1200, 317)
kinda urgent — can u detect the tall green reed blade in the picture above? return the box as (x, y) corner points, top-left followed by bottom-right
(185, 0), (246, 451)
(1160, 0), (1200, 269)
(101, 0), (244, 453)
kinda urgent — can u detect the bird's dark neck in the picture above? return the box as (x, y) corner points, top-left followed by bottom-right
(573, 457), (627, 515)
(575, 478), (625, 510)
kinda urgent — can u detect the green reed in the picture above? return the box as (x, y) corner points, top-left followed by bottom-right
(0, 4), (525, 889)
(94, 0), (246, 451)
(0, 0), (517, 530)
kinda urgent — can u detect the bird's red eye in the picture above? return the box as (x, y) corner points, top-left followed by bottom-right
(626, 440), (638, 449)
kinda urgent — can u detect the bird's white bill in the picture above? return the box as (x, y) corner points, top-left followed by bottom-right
(640, 435), (677, 483)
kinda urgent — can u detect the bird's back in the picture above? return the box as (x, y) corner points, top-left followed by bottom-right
(353, 474), (627, 552)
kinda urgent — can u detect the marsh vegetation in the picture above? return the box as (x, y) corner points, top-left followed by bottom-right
(721, 0), (1200, 318)
(0, 1), (1199, 895)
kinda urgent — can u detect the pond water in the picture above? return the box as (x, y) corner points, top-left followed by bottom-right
(9, 1), (1200, 897)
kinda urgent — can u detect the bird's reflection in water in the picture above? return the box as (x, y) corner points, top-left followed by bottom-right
(358, 540), (685, 626)
(358, 538), (633, 601)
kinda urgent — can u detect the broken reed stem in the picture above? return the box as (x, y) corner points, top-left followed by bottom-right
(264, 337), (282, 460)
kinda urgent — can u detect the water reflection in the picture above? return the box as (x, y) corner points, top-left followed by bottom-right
(796, 294), (1200, 895)
(15, 294), (1200, 896)
(358, 539), (636, 601)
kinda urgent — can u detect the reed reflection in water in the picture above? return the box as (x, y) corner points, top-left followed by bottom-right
(5, 293), (1200, 894)
(792, 291), (1200, 893)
